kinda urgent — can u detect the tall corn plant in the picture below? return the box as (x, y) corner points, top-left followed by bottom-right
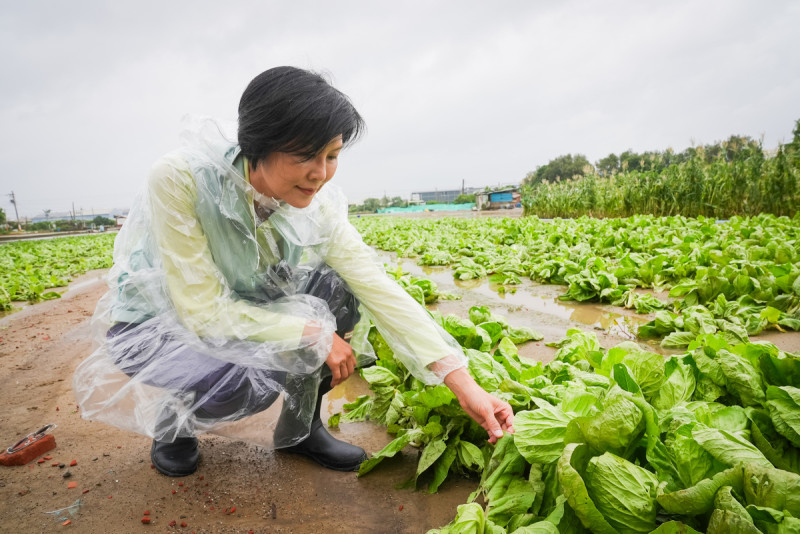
(521, 136), (799, 219)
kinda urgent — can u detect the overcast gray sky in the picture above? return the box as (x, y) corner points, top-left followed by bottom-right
(1, 0), (798, 218)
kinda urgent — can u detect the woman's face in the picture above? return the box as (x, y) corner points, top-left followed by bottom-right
(249, 136), (343, 208)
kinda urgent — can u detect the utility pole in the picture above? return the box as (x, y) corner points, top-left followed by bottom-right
(8, 191), (21, 231)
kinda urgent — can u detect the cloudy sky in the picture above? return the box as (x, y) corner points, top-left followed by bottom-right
(1, 0), (798, 218)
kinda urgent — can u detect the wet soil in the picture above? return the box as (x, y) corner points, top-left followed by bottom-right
(0, 271), (478, 533)
(2, 251), (799, 533)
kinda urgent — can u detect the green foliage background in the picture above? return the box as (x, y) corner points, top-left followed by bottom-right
(521, 120), (800, 219)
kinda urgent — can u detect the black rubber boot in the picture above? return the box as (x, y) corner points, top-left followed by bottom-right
(151, 437), (199, 477)
(276, 375), (367, 471)
(278, 418), (367, 471)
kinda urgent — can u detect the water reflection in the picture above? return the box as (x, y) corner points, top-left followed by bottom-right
(382, 252), (652, 333)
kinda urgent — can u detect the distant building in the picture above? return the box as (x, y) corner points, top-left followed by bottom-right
(476, 187), (521, 210)
(411, 187), (481, 204)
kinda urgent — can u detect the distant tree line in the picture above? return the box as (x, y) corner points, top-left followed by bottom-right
(521, 120), (800, 218)
(1, 215), (116, 233)
(349, 196), (408, 213)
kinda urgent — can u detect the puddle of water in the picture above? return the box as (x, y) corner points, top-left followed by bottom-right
(323, 374), (372, 418)
(380, 252), (652, 331)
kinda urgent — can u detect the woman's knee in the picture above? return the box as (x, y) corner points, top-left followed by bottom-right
(304, 267), (361, 337)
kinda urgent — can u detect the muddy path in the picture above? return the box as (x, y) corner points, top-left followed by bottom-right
(1, 259), (799, 533)
(0, 271), (480, 533)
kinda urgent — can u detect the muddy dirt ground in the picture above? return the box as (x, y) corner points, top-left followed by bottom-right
(2, 242), (799, 533)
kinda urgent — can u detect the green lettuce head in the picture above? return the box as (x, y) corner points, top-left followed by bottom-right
(583, 452), (659, 534)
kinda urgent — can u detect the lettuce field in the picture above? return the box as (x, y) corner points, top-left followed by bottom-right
(347, 213), (800, 533)
(0, 233), (115, 310)
(2, 212), (800, 533)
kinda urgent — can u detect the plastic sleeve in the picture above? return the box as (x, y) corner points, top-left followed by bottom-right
(146, 155), (313, 346)
(323, 218), (467, 384)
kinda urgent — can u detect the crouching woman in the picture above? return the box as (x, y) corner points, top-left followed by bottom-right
(73, 66), (513, 476)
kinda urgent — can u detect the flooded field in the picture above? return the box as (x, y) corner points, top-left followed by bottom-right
(2, 247), (799, 532)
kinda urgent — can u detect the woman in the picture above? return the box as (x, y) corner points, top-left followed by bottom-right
(74, 66), (513, 477)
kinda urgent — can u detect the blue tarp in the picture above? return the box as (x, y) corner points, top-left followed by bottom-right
(377, 203), (475, 214)
(489, 192), (513, 202)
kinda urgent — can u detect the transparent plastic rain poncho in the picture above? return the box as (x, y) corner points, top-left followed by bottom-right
(73, 120), (467, 448)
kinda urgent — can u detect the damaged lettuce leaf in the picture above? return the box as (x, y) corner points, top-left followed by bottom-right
(766, 385), (800, 447)
(651, 356), (697, 411)
(513, 391), (599, 464)
(582, 452), (659, 534)
(657, 465), (744, 516)
(557, 443), (618, 534)
(565, 386), (645, 457)
(742, 463), (800, 517)
(745, 407), (800, 475)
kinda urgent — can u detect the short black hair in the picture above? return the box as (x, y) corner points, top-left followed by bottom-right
(238, 66), (365, 167)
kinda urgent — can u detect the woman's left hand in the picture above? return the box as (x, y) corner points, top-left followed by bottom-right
(443, 368), (514, 443)
(325, 333), (357, 387)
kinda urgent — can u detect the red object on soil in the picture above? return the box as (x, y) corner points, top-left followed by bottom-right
(69, 459), (77, 466)
(143, 510), (150, 515)
(399, 505), (404, 511)
(141, 517), (151, 524)
(61, 520), (71, 526)
(180, 522), (187, 527)
(37, 458), (46, 464)
(169, 520), (177, 527)
(67, 481), (78, 489)
(0, 433), (56, 466)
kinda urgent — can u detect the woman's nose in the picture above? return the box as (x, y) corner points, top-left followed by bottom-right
(308, 156), (327, 181)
